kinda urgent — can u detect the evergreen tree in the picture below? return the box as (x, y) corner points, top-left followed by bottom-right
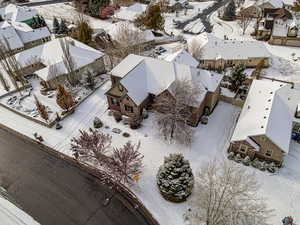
(157, 153), (194, 202)
(228, 64), (246, 92)
(56, 84), (75, 111)
(135, 4), (164, 31)
(58, 19), (68, 34)
(222, 0), (236, 21)
(53, 17), (59, 34)
(34, 95), (49, 121)
(77, 20), (93, 44)
(84, 69), (95, 89)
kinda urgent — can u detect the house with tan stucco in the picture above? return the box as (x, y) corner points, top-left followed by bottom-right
(105, 54), (223, 126)
(188, 33), (270, 70)
(230, 79), (300, 166)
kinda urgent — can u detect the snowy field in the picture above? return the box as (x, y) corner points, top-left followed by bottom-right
(0, 79), (299, 224)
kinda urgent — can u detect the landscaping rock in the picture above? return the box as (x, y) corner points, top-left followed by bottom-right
(112, 128), (121, 134)
(122, 132), (130, 137)
(93, 117), (103, 128)
(56, 123), (62, 130)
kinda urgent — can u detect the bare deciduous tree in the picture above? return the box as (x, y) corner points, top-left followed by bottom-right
(153, 79), (201, 146)
(188, 39), (203, 60)
(107, 141), (143, 184)
(184, 160), (273, 225)
(60, 38), (79, 86)
(0, 39), (26, 93)
(238, 10), (253, 35)
(71, 129), (112, 162)
(113, 22), (146, 61)
(0, 70), (10, 91)
(71, 130), (143, 185)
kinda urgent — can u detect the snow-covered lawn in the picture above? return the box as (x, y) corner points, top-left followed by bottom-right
(1, 78), (300, 224)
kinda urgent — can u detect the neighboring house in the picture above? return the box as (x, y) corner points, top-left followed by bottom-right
(0, 4), (50, 53)
(0, 4), (37, 25)
(105, 54), (223, 126)
(283, 0), (296, 9)
(269, 18), (300, 46)
(255, 8), (293, 40)
(13, 37), (105, 89)
(113, 3), (147, 22)
(230, 79), (300, 166)
(188, 33), (270, 70)
(258, 0), (284, 10)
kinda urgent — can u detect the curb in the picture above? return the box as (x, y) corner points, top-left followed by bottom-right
(0, 123), (160, 225)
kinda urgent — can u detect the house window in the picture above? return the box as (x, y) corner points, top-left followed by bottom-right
(239, 144), (248, 153)
(125, 105), (133, 113)
(265, 149), (273, 157)
(111, 97), (120, 106)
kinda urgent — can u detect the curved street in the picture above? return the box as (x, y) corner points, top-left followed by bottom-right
(0, 127), (156, 225)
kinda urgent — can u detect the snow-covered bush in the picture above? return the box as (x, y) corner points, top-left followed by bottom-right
(227, 151), (235, 160)
(251, 158), (261, 168)
(93, 117), (103, 128)
(242, 155), (251, 166)
(157, 153), (194, 202)
(266, 162), (278, 173)
(234, 153), (242, 163)
(259, 161), (266, 171)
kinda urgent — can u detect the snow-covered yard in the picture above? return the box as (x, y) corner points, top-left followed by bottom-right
(164, 1), (215, 36)
(1, 78), (300, 224)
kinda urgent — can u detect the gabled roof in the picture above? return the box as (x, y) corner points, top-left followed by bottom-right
(163, 49), (199, 67)
(258, 0), (283, 8)
(231, 80), (300, 153)
(188, 33), (270, 60)
(111, 54), (223, 106)
(0, 4), (37, 22)
(14, 37), (104, 81)
(114, 3), (147, 21)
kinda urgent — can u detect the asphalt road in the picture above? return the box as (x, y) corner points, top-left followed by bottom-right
(0, 127), (152, 225)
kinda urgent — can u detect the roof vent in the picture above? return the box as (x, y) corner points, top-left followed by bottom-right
(265, 107), (269, 110)
(261, 126), (264, 128)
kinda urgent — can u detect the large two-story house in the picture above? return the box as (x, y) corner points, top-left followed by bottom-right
(105, 54), (223, 126)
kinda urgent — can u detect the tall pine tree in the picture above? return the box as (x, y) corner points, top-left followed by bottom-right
(228, 65), (246, 92)
(58, 19), (68, 34)
(53, 17), (59, 34)
(222, 0), (236, 21)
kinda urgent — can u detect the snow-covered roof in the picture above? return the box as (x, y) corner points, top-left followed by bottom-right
(0, 4), (37, 22)
(189, 33), (270, 60)
(231, 79), (300, 153)
(163, 49), (199, 67)
(111, 54), (223, 106)
(114, 3), (147, 21)
(14, 37), (104, 81)
(258, 0), (283, 8)
(0, 21), (24, 50)
(107, 21), (155, 42)
(13, 23), (50, 44)
(283, 0), (295, 6)
(168, 0), (187, 7)
(272, 18), (300, 37)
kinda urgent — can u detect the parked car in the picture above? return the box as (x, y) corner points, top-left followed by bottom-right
(291, 131), (300, 143)
(155, 46), (167, 54)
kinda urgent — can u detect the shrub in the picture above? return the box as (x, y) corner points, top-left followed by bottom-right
(130, 117), (141, 129)
(234, 153), (242, 163)
(242, 156), (251, 166)
(227, 151), (235, 160)
(157, 153), (194, 202)
(93, 117), (103, 128)
(122, 132), (130, 138)
(113, 111), (122, 122)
